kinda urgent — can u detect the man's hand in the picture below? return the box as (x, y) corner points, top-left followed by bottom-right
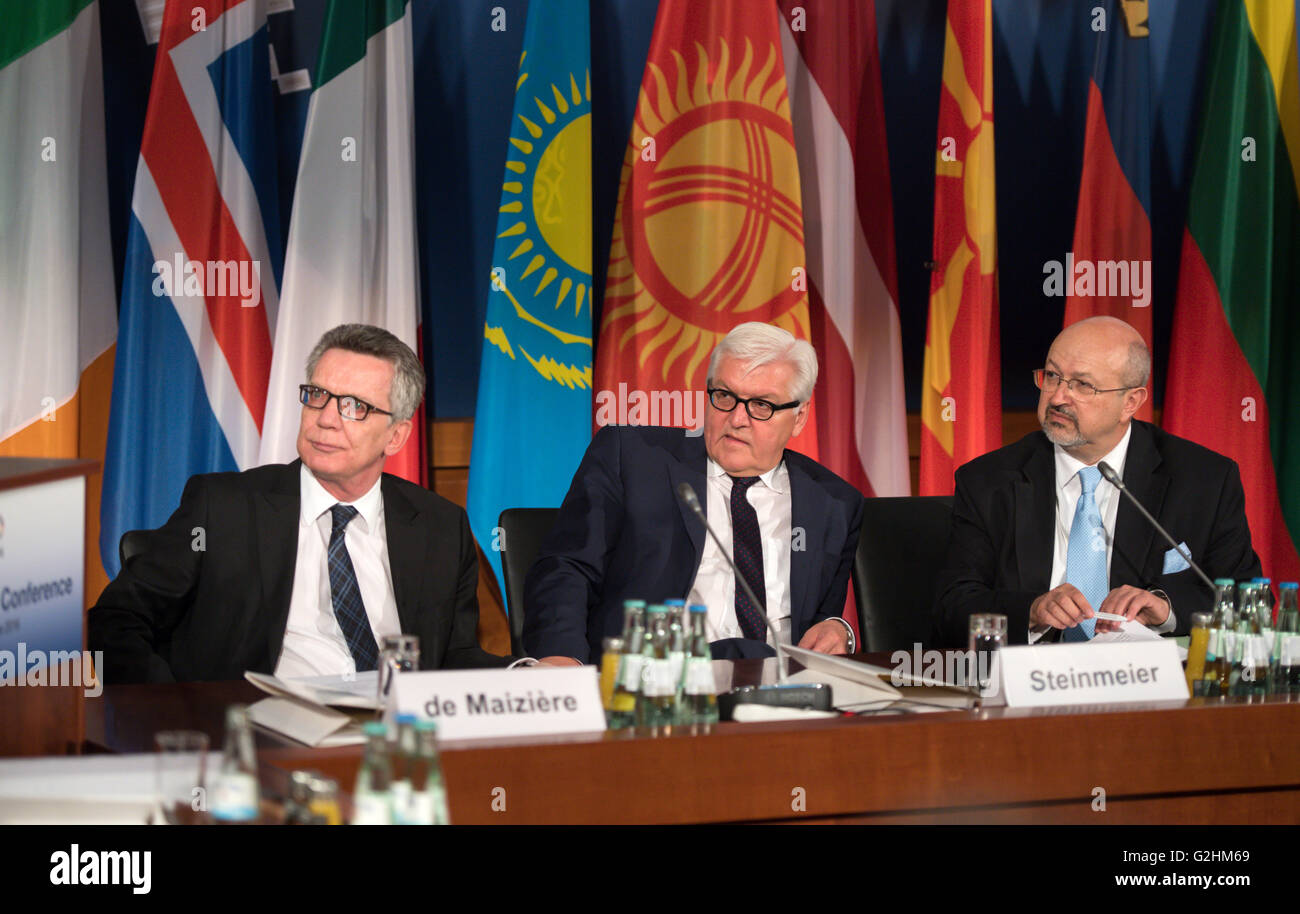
(1094, 586), (1170, 632)
(535, 656), (583, 667)
(1029, 583), (1095, 631)
(797, 619), (849, 654)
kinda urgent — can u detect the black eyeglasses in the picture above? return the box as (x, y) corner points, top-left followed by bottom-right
(1033, 369), (1134, 399)
(299, 385), (392, 422)
(707, 387), (800, 421)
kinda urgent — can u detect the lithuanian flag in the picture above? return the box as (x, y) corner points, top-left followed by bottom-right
(919, 0), (1000, 496)
(1164, 0), (1300, 584)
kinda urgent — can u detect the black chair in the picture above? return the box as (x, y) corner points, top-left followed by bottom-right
(850, 496), (953, 653)
(497, 507), (559, 657)
(118, 530), (149, 569)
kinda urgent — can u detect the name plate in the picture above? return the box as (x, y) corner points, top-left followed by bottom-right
(1000, 640), (1188, 707)
(390, 666), (607, 740)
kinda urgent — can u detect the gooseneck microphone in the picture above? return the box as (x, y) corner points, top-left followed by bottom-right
(1097, 461), (1217, 593)
(677, 482), (788, 683)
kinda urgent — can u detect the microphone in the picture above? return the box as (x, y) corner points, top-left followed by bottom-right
(677, 482), (789, 683)
(1097, 461), (1217, 593)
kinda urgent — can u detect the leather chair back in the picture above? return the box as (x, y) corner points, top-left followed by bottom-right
(498, 507), (559, 656)
(851, 496), (953, 652)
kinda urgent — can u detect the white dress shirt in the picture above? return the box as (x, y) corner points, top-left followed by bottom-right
(274, 465), (402, 678)
(1033, 423), (1175, 641)
(687, 458), (793, 647)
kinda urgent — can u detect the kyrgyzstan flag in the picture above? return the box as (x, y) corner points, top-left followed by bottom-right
(1165, 0), (1300, 583)
(778, 0), (909, 499)
(919, 0), (1000, 496)
(595, 0), (817, 459)
(1063, 0), (1154, 421)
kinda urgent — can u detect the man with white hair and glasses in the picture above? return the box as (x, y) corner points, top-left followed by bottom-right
(523, 321), (865, 664)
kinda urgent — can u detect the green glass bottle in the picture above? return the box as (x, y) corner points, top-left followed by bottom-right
(352, 721), (393, 825)
(636, 605), (676, 727)
(682, 604), (719, 725)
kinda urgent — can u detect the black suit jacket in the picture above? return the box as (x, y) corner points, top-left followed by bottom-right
(522, 425), (865, 662)
(89, 461), (510, 683)
(934, 420), (1261, 647)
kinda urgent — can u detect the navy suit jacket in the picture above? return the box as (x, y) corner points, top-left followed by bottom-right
(522, 426), (865, 662)
(934, 420), (1262, 647)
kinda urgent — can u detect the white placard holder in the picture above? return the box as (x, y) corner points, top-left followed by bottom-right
(389, 666), (607, 740)
(999, 640), (1189, 708)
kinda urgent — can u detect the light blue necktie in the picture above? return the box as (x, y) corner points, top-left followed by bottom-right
(1063, 466), (1107, 642)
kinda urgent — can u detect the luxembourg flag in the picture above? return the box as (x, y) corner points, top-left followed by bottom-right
(100, 0), (282, 578)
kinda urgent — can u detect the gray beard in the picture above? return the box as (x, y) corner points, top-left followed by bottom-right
(1041, 410), (1088, 448)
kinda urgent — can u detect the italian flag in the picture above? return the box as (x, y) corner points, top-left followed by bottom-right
(0, 0), (116, 601)
(1165, 0), (1300, 583)
(258, 0), (425, 483)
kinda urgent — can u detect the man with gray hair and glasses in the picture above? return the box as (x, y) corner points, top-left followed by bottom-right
(523, 321), (865, 664)
(91, 324), (511, 682)
(935, 316), (1260, 647)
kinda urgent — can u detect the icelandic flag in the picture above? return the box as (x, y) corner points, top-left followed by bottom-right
(100, 0), (282, 578)
(466, 0), (593, 590)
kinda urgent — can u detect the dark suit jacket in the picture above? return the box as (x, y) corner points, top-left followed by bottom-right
(521, 425), (866, 662)
(934, 420), (1261, 647)
(89, 461), (510, 683)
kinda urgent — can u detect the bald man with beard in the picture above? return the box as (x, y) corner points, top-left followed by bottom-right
(935, 316), (1261, 647)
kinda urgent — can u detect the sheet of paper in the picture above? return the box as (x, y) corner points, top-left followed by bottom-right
(246, 696), (366, 747)
(245, 670), (380, 709)
(1090, 617), (1163, 643)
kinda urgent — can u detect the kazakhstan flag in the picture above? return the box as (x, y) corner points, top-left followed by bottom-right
(468, 0), (593, 594)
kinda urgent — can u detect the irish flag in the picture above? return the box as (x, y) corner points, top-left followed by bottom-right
(0, 0), (116, 601)
(1165, 0), (1300, 583)
(258, 0), (425, 483)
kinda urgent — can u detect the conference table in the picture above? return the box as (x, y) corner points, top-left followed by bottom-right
(81, 654), (1300, 825)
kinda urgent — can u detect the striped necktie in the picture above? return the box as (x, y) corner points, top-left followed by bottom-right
(327, 504), (379, 671)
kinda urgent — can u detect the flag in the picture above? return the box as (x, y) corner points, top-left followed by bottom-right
(1063, 0), (1154, 421)
(101, 0), (282, 578)
(1164, 0), (1300, 582)
(779, 0), (908, 498)
(0, 0), (116, 602)
(258, 0), (424, 484)
(596, 0), (818, 459)
(467, 0), (592, 588)
(919, 0), (1000, 496)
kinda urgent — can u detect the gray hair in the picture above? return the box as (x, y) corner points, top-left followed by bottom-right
(306, 324), (425, 423)
(706, 322), (818, 402)
(1122, 340), (1151, 389)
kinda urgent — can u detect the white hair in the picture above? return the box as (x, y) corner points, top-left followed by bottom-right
(706, 322), (818, 403)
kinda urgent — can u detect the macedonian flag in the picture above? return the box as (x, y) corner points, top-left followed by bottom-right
(596, 0), (818, 457)
(919, 0), (1000, 495)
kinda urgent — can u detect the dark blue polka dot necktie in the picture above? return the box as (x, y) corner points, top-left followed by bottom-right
(328, 504), (379, 671)
(729, 476), (767, 641)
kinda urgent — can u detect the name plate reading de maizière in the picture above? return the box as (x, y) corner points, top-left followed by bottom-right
(390, 666), (607, 740)
(999, 640), (1189, 708)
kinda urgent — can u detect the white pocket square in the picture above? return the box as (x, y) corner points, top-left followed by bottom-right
(1163, 543), (1191, 574)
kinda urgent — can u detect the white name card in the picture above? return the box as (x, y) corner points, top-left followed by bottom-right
(1000, 640), (1189, 708)
(390, 666), (606, 740)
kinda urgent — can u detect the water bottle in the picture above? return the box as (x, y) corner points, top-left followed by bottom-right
(610, 600), (646, 727)
(682, 604), (719, 724)
(1273, 582), (1299, 695)
(405, 719), (449, 825)
(210, 705), (260, 823)
(352, 721), (393, 824)
(1200, 579), (1235, 697)
(637, 605), (677, 727)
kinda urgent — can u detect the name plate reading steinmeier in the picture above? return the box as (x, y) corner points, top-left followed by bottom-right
(1000, 640), (1189, 708)
(390, 666), (606, 740)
